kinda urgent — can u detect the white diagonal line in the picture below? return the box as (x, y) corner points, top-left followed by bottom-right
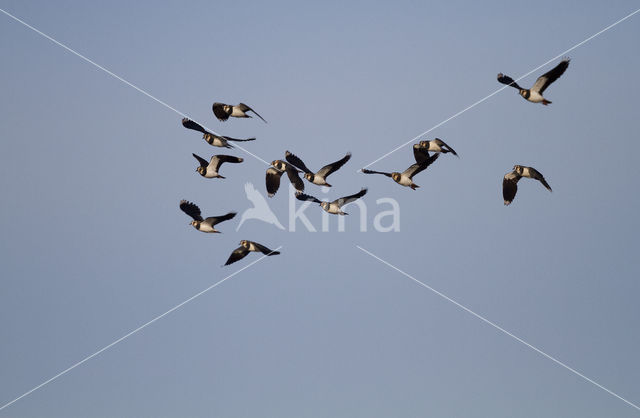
(0, 8), (270, 166)
(0, 247), (282, 412)
(362, 8), (640, 169)
(356, 245), (640, 412)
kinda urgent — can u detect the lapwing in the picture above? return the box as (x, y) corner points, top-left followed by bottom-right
(265, 160), (304, 197)
(417, 138), (458, 157)
(192, 153), (243, 179)
(497, 58), (570, 105)
(502, 165), (552, 205)
(361, 153), (439, 190)
(284, 151), (351, 187)
(202, 132), (256, 149)
(212, 102), (267, 123)
(295, 188), (367, 215)
(181, 118), (256, 148)
(224, 240), (280, 266)
(179, 200), (236, 233)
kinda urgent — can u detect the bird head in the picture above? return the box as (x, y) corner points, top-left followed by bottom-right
(196, 167), (205, 175)
(392, 173), (401, 182)
(304, 173), (313, 181)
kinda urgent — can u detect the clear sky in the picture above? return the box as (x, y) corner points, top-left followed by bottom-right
(1, 1), (639, 417)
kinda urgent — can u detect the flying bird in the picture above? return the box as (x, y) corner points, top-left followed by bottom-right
(295, 188), (367, 215)
(179, 200), (236, 233)
(417, 138), (458, 157)
(497, 58), (570, 105)
(192, 153), (243, 179)
(285, 151), (351, 187)
(361, 153), (439, 190)
(502, 165), (552, 205)
(212, 102), (267, 123)
(181, 118), (255, 148)
(265, 160), (304, 197)
(224, 240), (280, 266)
(203, 132), (256, 148)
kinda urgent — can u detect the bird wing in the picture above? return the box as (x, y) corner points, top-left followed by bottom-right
(266, 167), (283, 197)
(224, 246), (250, 266)
(192, 153), (209, 168)
(528, 167), (552, 192)
(335, 188), (367, 207)
(295, 191), (322, 204)
(361, 168), (392, 178)
(212, 155), (243, 171)
(212, 102), (230, 121)
(317, 152), (351, 178)
(285, 151), (313, 174)
(285, 166), (305, 192)
(531, 59), (570, 94)
(182, 118), (208, 134)
(179, 200), (203, 221)
(222, 136), (256, 142)
(204, 212), (237, 226)
(413, 144), (431, 163)
(434, 138), (458, 157)
(238, 103), (267, 123)
(502, 171), (522, 205)
(250, 241), (281, 256)
(403, 153), (440, 178)
(497, 73), (523, 90)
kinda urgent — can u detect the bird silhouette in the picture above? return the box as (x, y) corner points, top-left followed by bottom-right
(236, 183), (285, 231)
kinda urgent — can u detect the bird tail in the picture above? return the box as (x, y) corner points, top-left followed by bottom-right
(542, 99), (552, 106)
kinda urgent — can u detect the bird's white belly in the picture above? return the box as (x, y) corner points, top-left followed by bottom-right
(397, 175), (413, 186)
(312, 176), (327, 185)
(427, 143), (442, 152)
(326, 203), (342, 214)
(204, 168), (219, 178)
(527, 91), (544, 103)
(230, 108), (246, 117)
(199, 223), (216, 233)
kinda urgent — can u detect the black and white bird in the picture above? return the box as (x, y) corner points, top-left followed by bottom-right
(285, 151), (351, 187)
(224, 240), (280, 266)
(192, 153), (243, 179)
(212, 102), (267, 123)
(179, 200), (236, 233)
(417, 138), (458, 157)
(181, 118), (255, 148)
(265, 160), (304, 197)
(202, 132), (256, 148)
(361, 152), (439, 190)
(502, 165), (552, 205)
(497, 58), (570, 105)
(295, 187), (367, 215)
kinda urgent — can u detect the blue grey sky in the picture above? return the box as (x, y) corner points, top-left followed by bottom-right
(1, 1), (639, 416)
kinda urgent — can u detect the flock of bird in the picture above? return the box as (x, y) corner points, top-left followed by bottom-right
(179, 58), (571, 266)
